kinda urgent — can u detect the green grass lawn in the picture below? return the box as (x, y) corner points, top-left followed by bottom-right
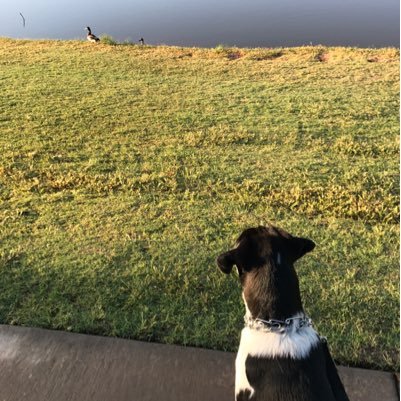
(0, 38), (399, 371)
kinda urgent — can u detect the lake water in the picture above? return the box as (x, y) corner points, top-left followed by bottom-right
(1, 0), (399, 48)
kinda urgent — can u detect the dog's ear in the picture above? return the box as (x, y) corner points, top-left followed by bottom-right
(216, 250), (236, 274)
(291, 237), (315, 261)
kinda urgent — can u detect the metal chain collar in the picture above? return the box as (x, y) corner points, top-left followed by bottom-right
(244, 315), (313, 334)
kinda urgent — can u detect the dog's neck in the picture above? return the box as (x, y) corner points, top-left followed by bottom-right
(244, 313), (312, 334)
(242, 267), (304, 321)
(243, 293), (304, 322)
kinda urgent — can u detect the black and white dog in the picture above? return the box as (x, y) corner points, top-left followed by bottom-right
(217, 225), (350, 401)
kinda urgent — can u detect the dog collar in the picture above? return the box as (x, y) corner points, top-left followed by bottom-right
(244, 315), (313, 333)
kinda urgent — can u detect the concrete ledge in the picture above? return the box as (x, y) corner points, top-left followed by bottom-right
(0, 325), (398, 401)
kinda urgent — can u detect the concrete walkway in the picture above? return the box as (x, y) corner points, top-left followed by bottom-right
(0, 325), (398, 401)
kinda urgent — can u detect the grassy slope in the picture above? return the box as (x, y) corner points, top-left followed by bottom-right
(0, 39), (399, 370)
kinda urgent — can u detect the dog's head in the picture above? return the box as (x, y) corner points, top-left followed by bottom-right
(217, 225), (315, 320)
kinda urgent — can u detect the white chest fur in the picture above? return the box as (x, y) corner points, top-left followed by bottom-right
(235, 320), (320, 398)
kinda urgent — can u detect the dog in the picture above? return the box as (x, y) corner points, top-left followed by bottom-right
(217, 225), (350, 401)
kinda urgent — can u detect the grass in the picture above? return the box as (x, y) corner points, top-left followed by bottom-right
(99, 35), (118, 46)
(0, 38), (399, 371)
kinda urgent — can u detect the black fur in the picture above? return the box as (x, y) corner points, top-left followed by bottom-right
(244, 343), (338, 401)
(218, 226), (315, 320)
(236, 389), (253, 401)
(217, 225), (350, 401)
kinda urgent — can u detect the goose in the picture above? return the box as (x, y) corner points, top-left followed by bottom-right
(86, 26), (100, 42)
(139, 37), (145, 45)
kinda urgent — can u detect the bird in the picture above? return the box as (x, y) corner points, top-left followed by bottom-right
(19, 12), (26, 28)
(139, 37), (145, 45)
(86, 26), (100, 42)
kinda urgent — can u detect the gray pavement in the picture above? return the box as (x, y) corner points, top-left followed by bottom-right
(0, 325), (398, 401)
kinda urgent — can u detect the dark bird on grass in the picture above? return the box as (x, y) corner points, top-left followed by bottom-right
(139, 37), (145, 45)
(86, 26), (100, 42)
